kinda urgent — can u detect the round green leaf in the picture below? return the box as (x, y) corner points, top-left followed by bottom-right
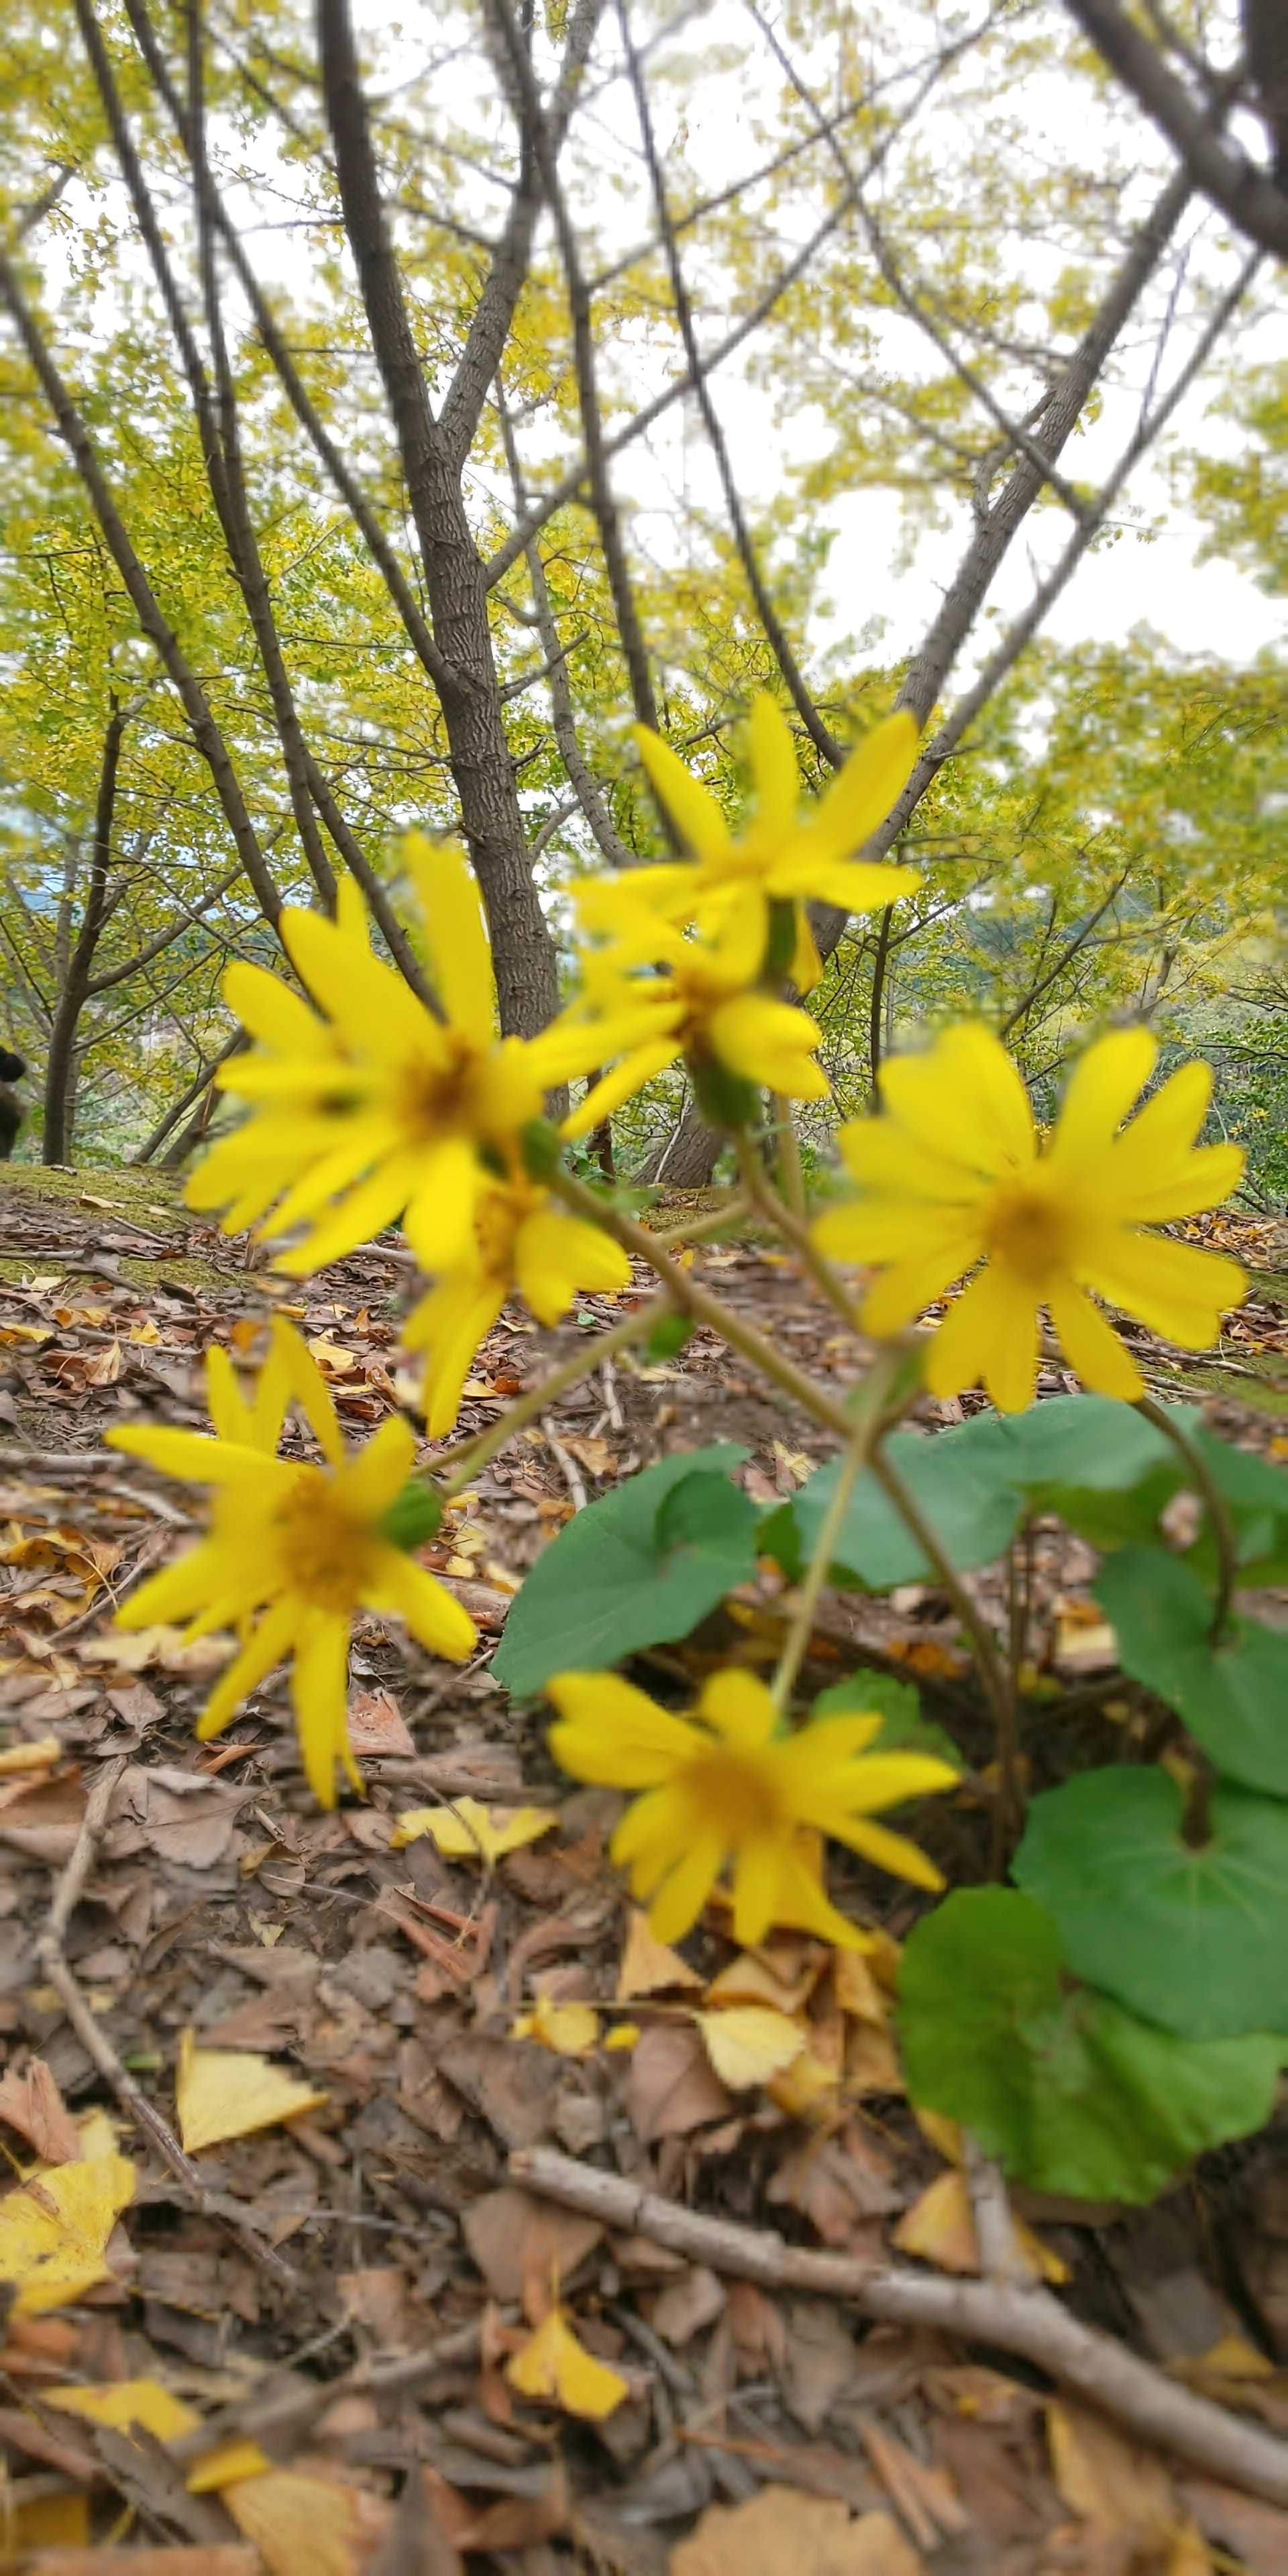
(1013, 1767), (1288, 2039)
(1096, 1546), (1288, 1796)
(771, 1417), (1023, 1590)
(811, 1673), (961, 1771)
(492, 1445), (753, 1697)
(898, 1887), (1282, 2201)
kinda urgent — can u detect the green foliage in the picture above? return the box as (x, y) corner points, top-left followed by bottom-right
(1096, 1548), (1288, 1796)
(1014, 1768), (1288, 2042)
(898, 1889), (1283, 2202)
(491, 1446), (755, 1695)
(810, 1672), (961, 1772)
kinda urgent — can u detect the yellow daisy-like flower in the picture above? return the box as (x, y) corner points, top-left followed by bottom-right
(188, 841), (622, 1273)
(561, 906), (830, 1140)
(813, 1024), (1246, 1414)
(576, 693), (922, 989)
(107, 1321), (475, 1806)
(403, 1172), (631, 1435)
(547, 1668), (955, 1947)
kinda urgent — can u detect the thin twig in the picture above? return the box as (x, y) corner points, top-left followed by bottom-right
(963, 2133), (1030, 2286)
(34, 1758), (299, 2292)
(511, 2147), (1288, 2508)
(1133, 1393), (1240, 1642)
(435, 1297), (668, 1498)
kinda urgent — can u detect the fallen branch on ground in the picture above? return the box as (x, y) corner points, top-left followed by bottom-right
(509, 2144), (1288, 2510)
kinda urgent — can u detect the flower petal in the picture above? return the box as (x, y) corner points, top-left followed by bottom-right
(1045, 1278), (1142, 1401)
(646, 1828), (727, 1943)
(812, 709), (919, 857)
(1079, 1232), (1244, 1347)
(547, 1674), (701, 1786)
(369, 1549), (478, 1661)
(515, 1208), (630, 1324)
(708, 995), (829, 1098)
(405, 835), (496, 1046)
(830, 1815), (945, 1890)
(195, 1597), (299, 1742)
(289, 1613), (356, 1808)
(922, 1263), (1040, 1413)
(745, 694), (799, 828)
(880, 1027), (1034, 1173)
(561, 1040), (683, 1140)
(222, 961), (329, 1056)
(1049, 1027), (1157, 1169)
(698, 1668), (778, 1752)
(632, 726), (731, 861)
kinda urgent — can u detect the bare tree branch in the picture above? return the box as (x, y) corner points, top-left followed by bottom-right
(1063, 0), (1288, 252)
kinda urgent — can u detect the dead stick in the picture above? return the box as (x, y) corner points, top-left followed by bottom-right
(35, 1758), (298, 2294)
(166, 2312), (496, 2466)
(509, 2147), (1288, 2509)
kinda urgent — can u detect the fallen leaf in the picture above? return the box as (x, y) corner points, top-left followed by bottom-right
(345, 1688), (416, 1760)
(7, 2554), (259, 2572)
(0, 1736), (60, 1776)
(0, 2151), (135, 2314)
(625, 2021), (734, 2143)
(616, 1907), (703, 1999)
(223, 2466), (391, 2576)
(45, 2378), (200, 2442)
(697, 2006), (805, 2091)
(9, 2490), (92, 2549)
(511, 1992), (601, 2056)
(505, 2308), (628, 2420)
(174, 2030), (328, 2153)
(670, 2486), (925, 2573)
(1049, 2398), (1175, 2546)
(893, 2170), (1068, 2285)
(0, 2058), (83, 2163)
(390, 1797), (556, 1862)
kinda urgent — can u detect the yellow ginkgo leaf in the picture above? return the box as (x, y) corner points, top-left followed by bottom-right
(506, 2308), (628, 2421)
(11, 2491), (91, 2548)
(696, 2006), (805, 2092)
(187, 2434), (274, 2491)
(604, 2021), (639, 2051)
(615, 1908), (702, 2000)
(767, 2045), (842, 2126)
(46, 2377), (200, 2442)
(0, 2150), (135, 2315)
(894, 2169), (1069, 2285)
(175, 2029), (328, 2154)
(511, 1992), (601, 2056)
(223, 2466), (384, 2576)
(391, 1796), (557, 1862)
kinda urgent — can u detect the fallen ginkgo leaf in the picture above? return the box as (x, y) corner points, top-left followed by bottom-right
(506, 2308), (629, 2420)
(175, 2029), (328, 2154)
(615, 1908), (703, 2000)
(0, 2149), (135, 2314)
(696, 2006), (806, 2091)
(222, 2463), (390, 2576)
(45, 2376), (201, 2442)
(511, 1992), (601, 2056)
(894, 2168), (1069, 2285)
(391, 1796), (556, 1862)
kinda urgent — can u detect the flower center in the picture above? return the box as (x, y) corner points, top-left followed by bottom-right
(685, 1748), (784, 1838)
(274, 1474), (374, 1613)
(396, 1033), (482, 1145)
(983, 1177), (1071, 1282)
(475, 1187), (528, 1277)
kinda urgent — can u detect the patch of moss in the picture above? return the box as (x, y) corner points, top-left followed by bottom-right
(1, 1163), (189, 1230)
(1162, 1354), (1288, 1421)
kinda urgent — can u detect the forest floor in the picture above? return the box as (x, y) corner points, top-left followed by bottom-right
(1, 1159), (1287, 2575)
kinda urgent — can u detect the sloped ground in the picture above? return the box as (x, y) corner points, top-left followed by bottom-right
(1, 1161), (1287, 2573)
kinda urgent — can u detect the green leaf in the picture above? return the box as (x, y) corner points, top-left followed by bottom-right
(1013, 1766), (1288, 2039)
(898, 1888), (1282, 2202)
(812, 1672), (961, 1771)
(1183, 1432), (1288, 1589)
(492, 1445), (753, 1697)
(1095, 1546), (1288, 1796)
(978, 1395), (1185, 1552)
(766, 1417), (1024, 1590)
(646, 1313), (694, 1360)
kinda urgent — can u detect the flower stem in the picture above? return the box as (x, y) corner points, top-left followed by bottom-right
(734, 1132), (861, 1332)
(437, 1298), (668, 1499)
(775, 1099), (808, 1221)
(1132, 1393), (1239, 1644)
(867, 1446), (1020, 1868)
(550, 1167), (857, 1444)
(770, 1363), (908, 1712)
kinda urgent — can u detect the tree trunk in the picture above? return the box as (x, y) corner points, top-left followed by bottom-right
(43, 706), (125, 1164)
(317, 0), (561, 1043)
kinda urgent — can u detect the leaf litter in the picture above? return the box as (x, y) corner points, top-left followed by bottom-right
(0, 1176), (1285, 2566)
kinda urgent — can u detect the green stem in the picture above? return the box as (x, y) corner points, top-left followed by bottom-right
(771, 1395), (894, 1713)
(774, 1098), (807, 1222)
(734, 1132), (861, 1332)
(437, 1298), (667, 1499)
(1133, 1392), (1239, 1644)
(551, 1166), (857, 1444)
(868, 1445), (1020, 1869)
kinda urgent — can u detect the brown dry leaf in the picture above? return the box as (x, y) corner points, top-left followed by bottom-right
(463, 2186), (602, 2312)
(1181, 2475), (1288, 2575)
(649, 2263), (726, 2347)
(704, 1940), (822, 2016)
(856, 2420), (969, 2550)
(0, 1768), (86, 1864)
(670, 2487), (924, 2573)
(616, 1908), (702, 2000)
(625, 2022), (735, 2143)
(174, 2030), (328, 2153)
(767, 2127), (901, 2246)
(370, 2468), (464, 2575)
(893, 2171), (1068, 2284)
(1048, 2400), (1175, 2549)
(223, 2467), (390, 2575)
(346, 1689), (416, 1760)
(0, 2057), (83, 2163)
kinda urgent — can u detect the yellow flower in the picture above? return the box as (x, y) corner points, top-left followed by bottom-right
(547, 1668), (954, 1947)
(106, 1321), (475, 1805)
(561, 906), (830, 1140)
(813, 1024), (1246, 1414)
(188, 843), (618, 1273)
(402, 1171), (631, 1434)
(576, 694), (922, 989)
